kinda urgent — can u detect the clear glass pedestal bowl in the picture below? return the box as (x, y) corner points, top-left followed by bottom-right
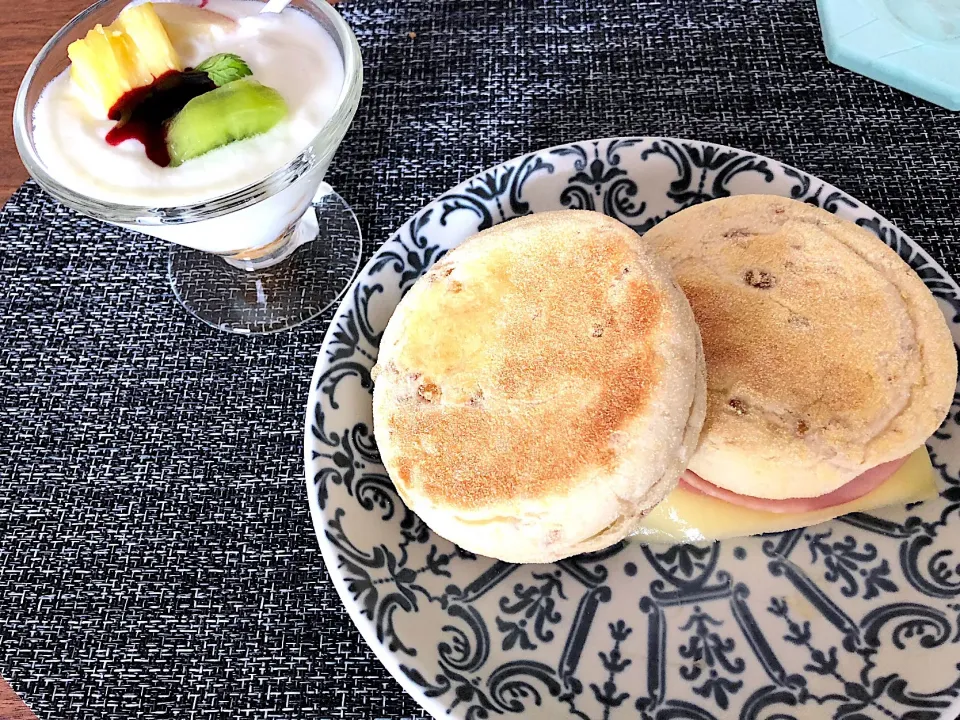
(13, 0), (364, 334)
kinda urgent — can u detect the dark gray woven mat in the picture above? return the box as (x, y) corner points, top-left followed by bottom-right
(2, 0), (959, 718)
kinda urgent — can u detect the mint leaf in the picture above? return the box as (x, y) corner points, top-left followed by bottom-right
(195, 53), (252, 87)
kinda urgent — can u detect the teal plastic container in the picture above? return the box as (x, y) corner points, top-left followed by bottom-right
(816, 0), (960, 110)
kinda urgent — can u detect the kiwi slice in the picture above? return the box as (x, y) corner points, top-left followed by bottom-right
(165, 78), (288, 167)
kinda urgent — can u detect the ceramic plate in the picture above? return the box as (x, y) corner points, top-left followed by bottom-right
(304, 138), (960, 720)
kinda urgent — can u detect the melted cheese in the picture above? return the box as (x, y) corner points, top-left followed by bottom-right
(633, 448), (936, 544)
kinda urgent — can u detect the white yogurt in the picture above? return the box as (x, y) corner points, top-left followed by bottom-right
(32, 0), (346, 208)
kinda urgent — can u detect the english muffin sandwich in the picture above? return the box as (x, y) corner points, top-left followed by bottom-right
(372, 210), (706, 563)
(638, 195), (957, 542)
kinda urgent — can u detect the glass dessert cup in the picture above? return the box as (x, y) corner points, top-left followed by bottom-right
(13, 0), (363, 334)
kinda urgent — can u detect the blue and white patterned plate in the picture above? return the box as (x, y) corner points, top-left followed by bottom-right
(304, 138), (960, 720)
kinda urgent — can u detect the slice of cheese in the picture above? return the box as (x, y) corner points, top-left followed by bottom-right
(632, 447), (936, 544)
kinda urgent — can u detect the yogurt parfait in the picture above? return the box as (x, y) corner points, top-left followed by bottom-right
(15, 0), (363, 333)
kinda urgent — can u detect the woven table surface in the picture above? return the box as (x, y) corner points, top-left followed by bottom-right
(2, 1), (960, 718)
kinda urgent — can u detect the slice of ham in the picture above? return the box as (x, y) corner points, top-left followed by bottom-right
(679, 456), (910, 514)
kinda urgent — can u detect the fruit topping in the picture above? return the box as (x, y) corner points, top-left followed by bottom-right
(66, 4), (287, 169)
(68, 2), (183, 118)
(105, 69), (217, 167)
(194, 53), (252, 86)
(165, 77), (289, 166)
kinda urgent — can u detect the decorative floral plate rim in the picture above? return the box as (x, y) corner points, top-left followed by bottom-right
(304, 137), (960, 720)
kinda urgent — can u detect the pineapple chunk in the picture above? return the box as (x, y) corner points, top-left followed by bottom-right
(68, 2), (183, 118)
(115, 4), (183, 78)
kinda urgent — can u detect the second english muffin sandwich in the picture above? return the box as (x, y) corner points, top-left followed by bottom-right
(639, 195), (956, 540)
(372, 210), (706, 563)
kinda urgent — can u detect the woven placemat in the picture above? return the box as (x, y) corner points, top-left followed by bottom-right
(2, 1), (959, 718)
